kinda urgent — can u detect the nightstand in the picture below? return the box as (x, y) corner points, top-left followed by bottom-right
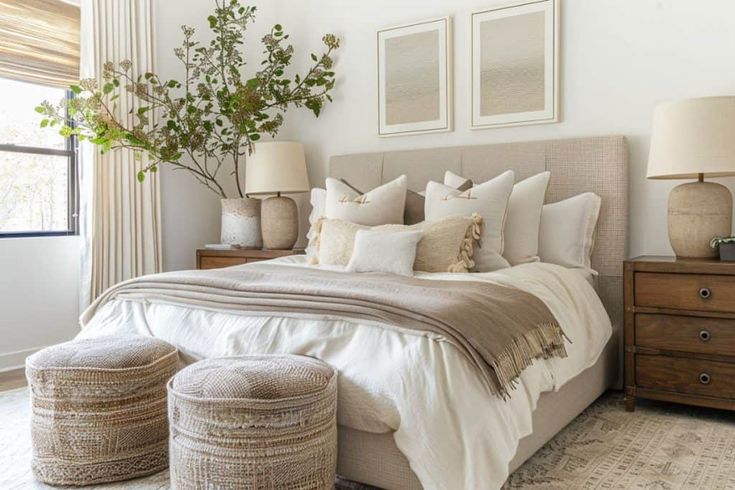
(624, 256), (735, 412)
(196, 248), (305, 270)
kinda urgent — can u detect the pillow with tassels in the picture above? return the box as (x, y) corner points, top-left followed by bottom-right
(311, 214), (483, 273)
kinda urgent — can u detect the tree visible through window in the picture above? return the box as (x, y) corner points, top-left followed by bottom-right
(0, 77), (77, 236)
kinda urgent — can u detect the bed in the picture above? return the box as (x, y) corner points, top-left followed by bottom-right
(79, 135), (629, 489)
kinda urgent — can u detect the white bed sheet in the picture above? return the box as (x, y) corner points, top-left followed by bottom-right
(79, 257), (611, 490)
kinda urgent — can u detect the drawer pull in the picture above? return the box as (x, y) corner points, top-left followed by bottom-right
(699, 330), (712, 342)
(699, 372), (711, 385)
(699, 287), (712, 300)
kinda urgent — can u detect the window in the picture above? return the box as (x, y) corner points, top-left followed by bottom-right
(0, 77), (78, 237)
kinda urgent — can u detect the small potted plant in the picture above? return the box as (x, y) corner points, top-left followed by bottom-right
(710, 236), (735, 261)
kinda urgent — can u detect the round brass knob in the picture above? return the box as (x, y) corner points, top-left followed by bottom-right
(699, 330), (712, 342)
(699, 373), (711, 385)
(699, 287), (712, 300)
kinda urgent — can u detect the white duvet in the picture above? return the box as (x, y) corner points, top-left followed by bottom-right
(79, 256), (611, 490)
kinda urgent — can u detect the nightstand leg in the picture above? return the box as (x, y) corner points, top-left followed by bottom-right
(625, 396), (635, 412)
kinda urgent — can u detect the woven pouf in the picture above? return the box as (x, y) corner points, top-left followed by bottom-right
(168, 355), (338, 490)
(25, 335), (179, 486)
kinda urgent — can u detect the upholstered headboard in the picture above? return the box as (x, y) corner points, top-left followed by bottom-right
(329, 135), (629, 337)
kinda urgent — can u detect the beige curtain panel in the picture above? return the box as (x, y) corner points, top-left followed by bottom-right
(0, 0), (80, 87)
(79, 0), (161, 306)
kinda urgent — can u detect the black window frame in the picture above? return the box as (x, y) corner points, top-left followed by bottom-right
(0, 89), (79, 238)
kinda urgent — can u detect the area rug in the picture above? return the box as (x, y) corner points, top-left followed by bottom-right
(2, 388), (734, 489)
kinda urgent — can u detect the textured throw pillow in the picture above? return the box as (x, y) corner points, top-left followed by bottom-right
(325, 175), (407, 226)
(346, 229), (423, 276)
(539, 192), (602, 273)
(314, 215), (482, 273)
(425, 170), (514, 272)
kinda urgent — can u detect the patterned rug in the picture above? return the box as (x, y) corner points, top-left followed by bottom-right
(2, 388), (734, 489)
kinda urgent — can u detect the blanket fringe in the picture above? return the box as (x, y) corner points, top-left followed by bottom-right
(487, 322), (568, 399)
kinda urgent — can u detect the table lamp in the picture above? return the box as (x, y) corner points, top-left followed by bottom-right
(647, 96), (735, 258)
(245, 141), (309, 250)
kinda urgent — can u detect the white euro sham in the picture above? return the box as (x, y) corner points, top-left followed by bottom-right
(539, 192), (602, 274)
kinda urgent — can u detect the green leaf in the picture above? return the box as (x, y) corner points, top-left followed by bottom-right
(40, 119), (49, 128)
(249, 133), (261, 141)
(311, 53), (318, 62)
(137, 171), (145, 182)
(70, 85), (82, 95)
(103, 83), (114, 94)
(34, 105), (45, 114)
(208, 15), (217, 28)
(274, 24), (282, 31)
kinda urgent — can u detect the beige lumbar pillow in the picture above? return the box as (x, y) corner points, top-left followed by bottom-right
(426, 170), (515, 272)
(325, 175), (407, 226)
(312, 215), (482, 273)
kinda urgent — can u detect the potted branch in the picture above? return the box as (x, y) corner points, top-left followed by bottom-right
(710, 236), (735, 261)
(37, 0), (339, 247)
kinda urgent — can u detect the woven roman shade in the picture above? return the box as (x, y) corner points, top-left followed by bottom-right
(0, 0), (80, 87)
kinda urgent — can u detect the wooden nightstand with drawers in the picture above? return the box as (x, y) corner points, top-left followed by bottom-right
(624, 256), (735, 412)
(196, 248), (304, 270)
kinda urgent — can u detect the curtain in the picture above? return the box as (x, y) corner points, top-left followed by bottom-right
(0, 0), (80, 87)
(79, 0), (161, 308)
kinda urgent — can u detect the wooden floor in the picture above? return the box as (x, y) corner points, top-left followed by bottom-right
(0, 368), (26, 392)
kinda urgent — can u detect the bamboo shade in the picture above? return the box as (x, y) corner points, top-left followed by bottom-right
(0, 0), (80, 87)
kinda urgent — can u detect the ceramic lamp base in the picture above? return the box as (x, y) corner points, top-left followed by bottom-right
(668, 181), (732, 258)
(261, 195), (298, 250)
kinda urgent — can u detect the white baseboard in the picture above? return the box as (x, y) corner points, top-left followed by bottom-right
(0, 346), (46, 372)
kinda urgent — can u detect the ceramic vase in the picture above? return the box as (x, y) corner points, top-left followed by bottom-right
(220, 198), (262, 248)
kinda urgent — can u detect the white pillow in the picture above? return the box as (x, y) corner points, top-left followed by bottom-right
(504, 172), (551, 265)
(346, 229), (423, 276)
(325, 175), (407, 226)
(426, 170), (515, 272)
(539, 192), (602, 274)
(306, 188), (327, 262)
(445, 170), (551, 265)
(443, 170), (468, 189)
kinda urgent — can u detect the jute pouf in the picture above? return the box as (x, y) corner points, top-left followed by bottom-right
(168, 355), (338, 490)
(25, 335), (179, 486)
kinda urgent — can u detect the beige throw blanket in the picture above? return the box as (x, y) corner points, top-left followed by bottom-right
(81, 263), (568, 398)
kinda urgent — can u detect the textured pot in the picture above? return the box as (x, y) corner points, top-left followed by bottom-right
(261, 195), (298, 249)
(668, 181), (732, 258)
(720, 242), (735, 261)
(221, 198), (262, 248)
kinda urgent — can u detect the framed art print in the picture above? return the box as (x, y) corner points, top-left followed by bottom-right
(472, 0), (559, 129)
(378, 17), (453, 136)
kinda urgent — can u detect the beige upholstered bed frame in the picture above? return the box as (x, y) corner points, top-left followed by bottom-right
(329, 135), (629, 489)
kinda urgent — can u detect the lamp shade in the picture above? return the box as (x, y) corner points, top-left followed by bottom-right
(245, 141), (309, 195)
(647, 96), (735, 179)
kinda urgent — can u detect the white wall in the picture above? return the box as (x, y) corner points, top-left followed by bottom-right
(0, 237), (81, 371)
(155, 0), (735, 266)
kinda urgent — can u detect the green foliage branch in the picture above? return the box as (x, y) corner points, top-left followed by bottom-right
(37, 0), (340, 198)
